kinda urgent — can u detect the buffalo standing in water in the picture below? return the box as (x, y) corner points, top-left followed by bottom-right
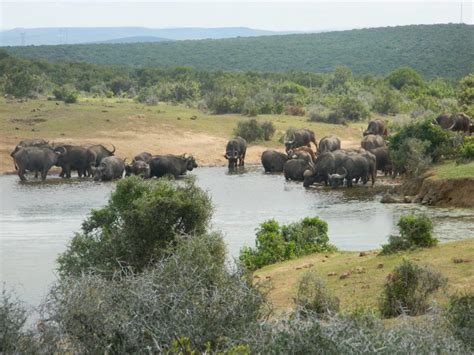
(284, 128), (317, 152)
(88, 144), (116, 166)
(12, 146), (66, 181)
(283, 159), (309, 181)
(54, 145), (96, 178)
(92, 156), (125, 181)
(125, 160), (151, 178)
(363, 119), (388, 136)
(149, 154), (198, 178)
(318, 136), (341, 154)
(261, 150), (288, 173)
(328, 154), (371, 189)
(10, 139), (52, 175)
(224, 137), (247, 169)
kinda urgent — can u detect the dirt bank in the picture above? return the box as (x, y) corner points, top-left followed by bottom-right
(395, 173), (474, 208)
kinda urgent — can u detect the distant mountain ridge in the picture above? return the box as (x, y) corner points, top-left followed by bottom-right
(0, 27), (294, 46)
(94, 36), (170, 44)
(5, 24), (474, 78)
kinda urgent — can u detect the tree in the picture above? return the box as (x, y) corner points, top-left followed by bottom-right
(387, 67), (424, 90)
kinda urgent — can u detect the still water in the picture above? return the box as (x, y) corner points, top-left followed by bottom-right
(1, 166), (474, 308)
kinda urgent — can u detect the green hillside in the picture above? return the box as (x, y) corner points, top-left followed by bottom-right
(6, 24), (474, 78)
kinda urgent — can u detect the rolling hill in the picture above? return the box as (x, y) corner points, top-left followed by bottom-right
(5, 24), (474, 78)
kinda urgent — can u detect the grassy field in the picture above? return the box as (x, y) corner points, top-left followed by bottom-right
(253, 239), (474, 315)
(0, 97), (366, 173)
(429, 161), (474, 180)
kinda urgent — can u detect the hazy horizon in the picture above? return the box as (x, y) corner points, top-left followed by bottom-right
(1, 1), (472, 32)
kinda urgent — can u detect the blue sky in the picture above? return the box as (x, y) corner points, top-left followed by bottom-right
(1, 1), (472, 31)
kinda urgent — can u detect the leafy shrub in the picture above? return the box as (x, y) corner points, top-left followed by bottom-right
(335, 96), (370, 121)
(57, 176), (213, 277)
(0, 288), (27, 353)
(53, 86), (78, 103)
(379, 260), (447, 317)
(458, 73), (474, 106)
(372, 88), (401, 114)
(457, 136), (474, 163)
(44, 234), (269, 353)
(380, 215), (438, 255)
(389, 138), (431, 177)
(2, 67), (44, 98)
(387, 67), (424, 90)
(445, 292), (474, 349)
(309, 110), (347, 125)
(233, 119), (275, 142)
(295, 271), (340, 317)
(239, 217), (336, 270)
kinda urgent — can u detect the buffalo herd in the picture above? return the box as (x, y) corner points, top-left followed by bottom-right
(10, 112), (471, 186)
(10, 140), (197, 182)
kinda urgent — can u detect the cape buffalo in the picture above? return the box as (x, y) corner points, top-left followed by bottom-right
(125, 160), (151, 178)
(284, 128), (317, 152)
(133, 152), (152, 163)
(92, 156), (125, 181)
(283, 159), (309, 181)
(261, 150), (288, 173)
(10, 139), (51, 172)
(328, 154), (370, 188)
(12, 146), (66, 181)
(361, 134), (386, 150)
(54, 145), (96, 178)
(88, 144), (116, 166)
(318, 136), (341, 153)
(363, 119), (388, 136)
(303, 150), (348, 187)
(434, 113), (471, 134)
(149, 154), (198, 178)
(368, 146), (392, 176)
(224, 137), (247, 169)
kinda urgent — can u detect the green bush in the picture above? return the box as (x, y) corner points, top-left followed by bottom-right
(239, 217), (336, 270)
(45, 234), (268, 353)
(389, 118), (452, 173)
(53, 86), (78, 103)
(387, 67), (424, 90)
(445, 292), (474, 349)
(295, 271), (340, 317)
(381, 215), (437, 255)
(233, 119), (275, 142)
(379, 260), (447, 317)
(335, 96), (370, 121)
(0, 288), (28, 353)
(457, 136), (474, 163)
(57, 177), (213, 277)
(372, 88), (401, 114)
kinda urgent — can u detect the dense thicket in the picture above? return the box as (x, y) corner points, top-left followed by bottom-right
(6, 24), (474, 78)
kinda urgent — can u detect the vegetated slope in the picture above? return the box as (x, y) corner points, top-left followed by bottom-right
(6, 24), (474, 77)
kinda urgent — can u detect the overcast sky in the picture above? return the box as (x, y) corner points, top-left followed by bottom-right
(1, 1), (472, 31)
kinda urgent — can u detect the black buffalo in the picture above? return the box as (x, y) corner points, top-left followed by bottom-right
(283, 159), (309, 181)
(92, 156), (125, 181)
(368, 146), (392, 176)
(363, 119), (388, 136)
(284, 128), (317, 152)
(261, 150), (288, 173)
(318, 136), (341, 153)
(224, 137), (247, 169)
(54, 145), (96, 178)
(433, 113), (471, 134)
(12, 146), (66, 181)
(133, 152), (152, 163)
(328, 154), (370, 188)
(88, 144), (116, 166)
(149, 154), (198, 178)
(303, 150), (347, 187)
(361, 134), (386, 150)
(125, 160), (150, 178)
(10, 139), (51, 173)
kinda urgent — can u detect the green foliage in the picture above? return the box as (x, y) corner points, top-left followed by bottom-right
(379, 260), (447, 317)
(45, 234), (268, 353)
(239, 217), (336, 271)
(389, 118), (452, 174)
(445, 292), (474, 349)
(57, 177), (213, 277)
(296, 271), (340, 317)
(0, 288), (27, 353)
(9, 25), (473, 78)
(53, 86), (78, 103)
(458, 73), (474, 106)
(387, 67), (424, 90)
(381, 215), (437, 255)
(335, 96), (371, 121)
(372, 87), (401, 114)
(2, 66), (44, 98)
(457, 136), (474, 163)
(233, 119), (275, 142)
